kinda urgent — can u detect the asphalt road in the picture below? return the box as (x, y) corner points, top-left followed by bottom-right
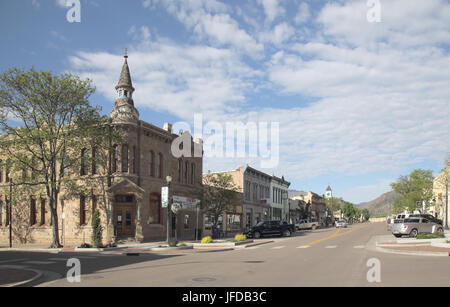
(1, 222), (449, 287)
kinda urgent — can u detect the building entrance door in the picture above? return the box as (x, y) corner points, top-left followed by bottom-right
(114, 204), (135, 237)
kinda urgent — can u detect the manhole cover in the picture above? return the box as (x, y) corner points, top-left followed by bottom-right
(244, 261), (264, 263)
(192, 277), (216, 282)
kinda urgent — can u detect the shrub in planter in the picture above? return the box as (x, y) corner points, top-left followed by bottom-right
(91, 209), (103, 248)
(201, 236), (213, 244)
(234, 234), (247, 242)
(416, 232), (445, 239)
(168, 238), (178, 247)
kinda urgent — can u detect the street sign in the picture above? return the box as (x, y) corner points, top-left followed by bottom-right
(161, 186), (168, 208)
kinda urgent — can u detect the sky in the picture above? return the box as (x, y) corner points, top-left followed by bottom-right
(0, 0), (449, 204)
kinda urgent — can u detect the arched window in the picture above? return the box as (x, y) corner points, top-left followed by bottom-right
(92, 147), (98, 175)
(178, 159), (182, 183)
(80, 195), (86, 226)
(149, 193), (161, 224)
(30, 197), (37, 226)
(122, 144), (129, 173)
(184, 161), (189, 184)
(132, 146), (136, 174)
(112, 145), (118, 173)
(80, 148), (88, 176)
(156, 153), (163, 178)
(190, 163), (195, 185)
(40, 198), (46, 225)
(149, 151), (154, 176)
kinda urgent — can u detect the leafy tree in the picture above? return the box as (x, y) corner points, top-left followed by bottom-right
(0, 67), (114, 247)
(202, 173), (240, 229)
(391, 169), (434, 214)
(361, 208), (371, 221)
(324, 197), (341, 217)
(342, 202), (356, 219)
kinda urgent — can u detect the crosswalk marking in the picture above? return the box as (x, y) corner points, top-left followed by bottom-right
(353, 245), (365, 249)
(0, 258), (28, 264)
(271, 246), (285, 249)
(325, 245), (337, 249)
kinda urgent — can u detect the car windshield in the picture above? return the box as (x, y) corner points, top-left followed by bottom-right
(256, 222), (265, 227)
(338, 220), (345, 223)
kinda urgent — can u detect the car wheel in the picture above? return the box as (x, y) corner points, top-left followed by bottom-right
(312, 225), (317, 230)
(409, 229), (418, 238)
(437, 227), (444, 233)
(254, 231), (261, 239)
(283, 230), (291, 237)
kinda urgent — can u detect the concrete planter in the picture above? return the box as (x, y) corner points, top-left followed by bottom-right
(192, 239), (253, 249)
(149, 245), (193, 251)
(74, 246), (123, 252)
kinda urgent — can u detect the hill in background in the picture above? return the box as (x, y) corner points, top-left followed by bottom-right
(357, 191), (400, 217)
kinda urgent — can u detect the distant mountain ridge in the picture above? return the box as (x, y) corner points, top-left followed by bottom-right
(358, 191), (400, 217)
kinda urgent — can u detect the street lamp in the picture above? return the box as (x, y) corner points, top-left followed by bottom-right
(166, 175), (172, 244)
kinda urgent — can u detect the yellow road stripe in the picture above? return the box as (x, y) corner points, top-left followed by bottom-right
(304, 228), (341, 246)
(303, 225), (368, 246)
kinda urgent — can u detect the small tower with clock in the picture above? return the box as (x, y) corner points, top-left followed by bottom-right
(110, 49), (140, 123)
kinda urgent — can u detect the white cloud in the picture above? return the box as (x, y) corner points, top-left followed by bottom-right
(145, 0), (264, 57)
(294, 2), (310, 24)
(68, 0), (450, 201)
(257, 0), (285, 24)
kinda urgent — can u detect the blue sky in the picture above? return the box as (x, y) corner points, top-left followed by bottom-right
(1, 0), (450, 203)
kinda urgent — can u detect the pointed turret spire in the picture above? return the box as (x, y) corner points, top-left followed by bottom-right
(111, 49), (139, 123)
(115, 49), (134, 91)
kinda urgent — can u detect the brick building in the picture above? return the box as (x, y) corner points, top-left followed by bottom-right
(0, 54), (203, 246)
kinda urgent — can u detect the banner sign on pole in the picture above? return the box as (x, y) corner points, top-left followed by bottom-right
(161, 186), (168, 208)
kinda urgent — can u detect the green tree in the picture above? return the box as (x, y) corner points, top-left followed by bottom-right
(91, 209), (103, 248)
(202, 173), (240, 229)
(361, 208), (371, 221)
(342, 202), (356, 219)
(391, 169), (434, 214)
(0, 67), (113, 247)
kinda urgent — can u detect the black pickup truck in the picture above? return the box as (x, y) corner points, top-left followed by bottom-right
(246, 220), (296, 239)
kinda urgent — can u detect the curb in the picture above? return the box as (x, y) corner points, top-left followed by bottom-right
(0, 266), (43, 287)
(148, 245), (193, 251)
(375, 246), (449, 257)
(235, 240), (275, 249)
(0, 248), (62, 253)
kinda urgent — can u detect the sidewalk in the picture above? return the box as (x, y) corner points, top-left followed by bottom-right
(375, 233), (450, 257)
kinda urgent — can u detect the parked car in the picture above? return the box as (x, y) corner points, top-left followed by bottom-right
(408, 214), (443, 225)
(391, 217), (444, 238)
(295, 219), (319, 230)
(246, 220), (296, 239)
(335, 219), (347, 228)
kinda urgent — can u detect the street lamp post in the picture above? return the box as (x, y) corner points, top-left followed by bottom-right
(9, 179), (13, 248)
(166, 175), (172, 244)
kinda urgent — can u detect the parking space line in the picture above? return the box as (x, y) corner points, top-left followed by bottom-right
(325, 245), (337, 249)
(353, 245), (365, 249)
(271, 246), (285, 249)
(296, 246), (310, 249)
(23, 261), (56, 265)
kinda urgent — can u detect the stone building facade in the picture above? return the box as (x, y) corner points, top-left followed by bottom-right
(270, 175), (290, 222)
(0, 54), (203, 246)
